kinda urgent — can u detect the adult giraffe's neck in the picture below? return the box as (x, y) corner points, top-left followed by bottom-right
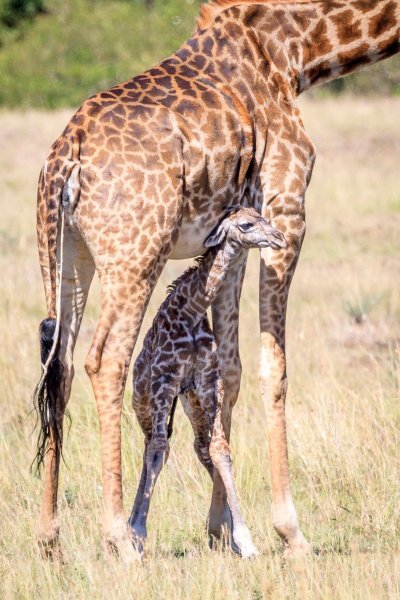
(173, 245), (242, 325)
(193, 1), (399, 106)
(296, 0), (400, 93)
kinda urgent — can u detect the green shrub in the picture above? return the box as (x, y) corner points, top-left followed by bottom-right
(0, 0), (45, 28)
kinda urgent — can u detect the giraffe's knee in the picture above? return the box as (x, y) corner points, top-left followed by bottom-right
(209, 438), (231, 468)
(147, 437), (170, 470)
(260, 342), (288, 406)
(148, 435), (169, 454)
(220, 361), (242, 411)
(194, 439), (213, 470)
(261, 371), (288, 409)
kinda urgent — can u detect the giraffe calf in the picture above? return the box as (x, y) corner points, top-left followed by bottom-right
(128, 206), (286, 558)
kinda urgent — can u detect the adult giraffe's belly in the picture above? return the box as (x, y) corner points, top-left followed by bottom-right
(170, 155), (245, 259)
(170, 191), (241, 259)
(171, 209), (222, 258)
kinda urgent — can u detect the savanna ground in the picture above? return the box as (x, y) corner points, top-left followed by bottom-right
(0, 97), (399, 598)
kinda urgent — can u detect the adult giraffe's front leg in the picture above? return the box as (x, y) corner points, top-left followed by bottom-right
(259, 218), (310, 555)
(259, 100), (315, 555)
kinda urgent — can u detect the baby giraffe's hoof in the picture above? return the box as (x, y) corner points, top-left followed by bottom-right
(130, 536), (145, 558)
(232, 527), (259, 559)
(208, 523), (233, 552)
(127, 525), (146, 560)
(232, 541), (259, 559)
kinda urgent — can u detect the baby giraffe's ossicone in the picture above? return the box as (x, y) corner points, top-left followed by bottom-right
(129, 207), (285, 558)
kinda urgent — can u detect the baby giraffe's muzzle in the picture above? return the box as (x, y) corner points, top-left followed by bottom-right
(262, 225), (287, 250)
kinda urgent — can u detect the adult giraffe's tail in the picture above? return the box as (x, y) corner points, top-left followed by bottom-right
(32, 141), (80, 473)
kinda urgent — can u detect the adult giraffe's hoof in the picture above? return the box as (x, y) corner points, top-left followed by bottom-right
(105, 534), (142, 564)
(283, 535), (312, 559)
(105, 518), (143, 564)
(272, 508), (311, 558)
(37, 521), (63, 561)
(38, 537), (63, 561)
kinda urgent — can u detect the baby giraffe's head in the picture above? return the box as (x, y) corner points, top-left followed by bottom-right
(204, 207), (286, 251)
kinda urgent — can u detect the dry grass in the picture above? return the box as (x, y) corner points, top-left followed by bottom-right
(0, 97), (399, 599)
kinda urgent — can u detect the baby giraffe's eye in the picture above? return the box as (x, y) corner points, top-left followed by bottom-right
(238, 222), (253, 232)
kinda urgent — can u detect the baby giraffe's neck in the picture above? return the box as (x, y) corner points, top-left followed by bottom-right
(175, 244), (242, 324)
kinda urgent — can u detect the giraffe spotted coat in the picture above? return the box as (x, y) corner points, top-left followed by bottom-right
(34, 0), (400, 559)
(129, 207), (285, 557)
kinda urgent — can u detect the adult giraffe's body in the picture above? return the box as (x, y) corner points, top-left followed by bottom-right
(35, 0), (400, 557)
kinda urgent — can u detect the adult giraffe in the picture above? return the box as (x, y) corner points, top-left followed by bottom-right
(34, 0), (400, 558)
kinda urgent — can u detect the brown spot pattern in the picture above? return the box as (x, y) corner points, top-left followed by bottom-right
(35, 0), (399, 559)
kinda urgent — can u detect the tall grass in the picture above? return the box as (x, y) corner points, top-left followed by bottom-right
(0, 97), (399, 598)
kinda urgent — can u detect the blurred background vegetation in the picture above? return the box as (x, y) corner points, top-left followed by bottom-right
(0, 0), (399, 108)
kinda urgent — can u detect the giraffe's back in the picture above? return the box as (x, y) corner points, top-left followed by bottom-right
(44, 29), (253, 260)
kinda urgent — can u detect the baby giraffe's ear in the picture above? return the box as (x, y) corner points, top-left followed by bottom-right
(204, 221), (228, 248)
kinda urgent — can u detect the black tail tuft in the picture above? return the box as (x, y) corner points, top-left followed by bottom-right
(39, 318), (57, 363)
(31, 318), (64, 475)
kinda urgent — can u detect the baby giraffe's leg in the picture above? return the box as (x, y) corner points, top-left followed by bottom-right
(129, 437), (169, 556)
(129, 443), (149, 528)
(208, 379), (258, 558)
(209, 258), (247, 542)
(128, 377), (178, 556)
(181, 391), (214, 479)
(130, 381), (153, 529)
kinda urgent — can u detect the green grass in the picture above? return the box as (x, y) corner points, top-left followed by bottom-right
(0, 0), (200, 108)
(0, 98), (399, 598)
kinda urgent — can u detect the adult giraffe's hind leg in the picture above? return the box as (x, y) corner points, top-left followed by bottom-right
(37, 225), (94, 552)
(79, 140), (183, 559)
(85, 260), (168, 561)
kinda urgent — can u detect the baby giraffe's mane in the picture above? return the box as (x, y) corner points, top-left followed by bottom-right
(165, 254), (208, 297)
